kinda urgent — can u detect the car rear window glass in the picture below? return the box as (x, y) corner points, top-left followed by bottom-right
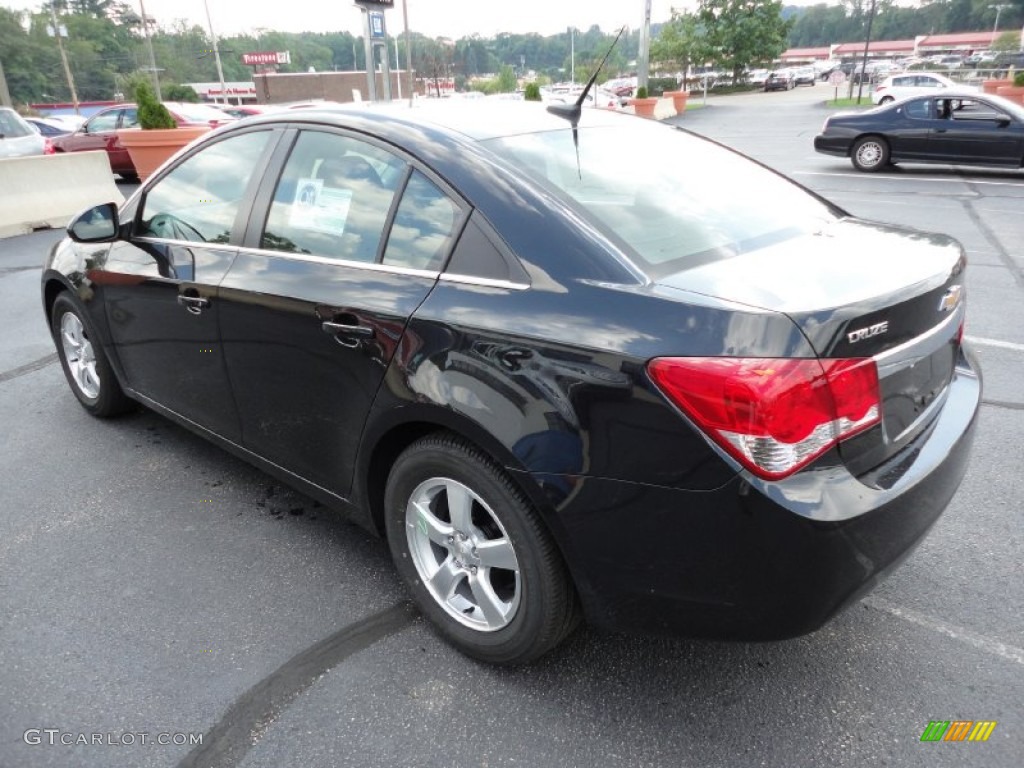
(138, 131), (272, 244)
(382, 171), (462, 271)
(0, 109), (34, 138)
(486, 124), (836, 278)
(261, 130), (405, 263)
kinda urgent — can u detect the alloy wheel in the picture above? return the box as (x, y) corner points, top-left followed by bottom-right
(405, 477), (521, 632)
(60, 311), (100, 399)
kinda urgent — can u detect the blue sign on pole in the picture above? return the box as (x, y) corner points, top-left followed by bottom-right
(369, 11), (385, 39)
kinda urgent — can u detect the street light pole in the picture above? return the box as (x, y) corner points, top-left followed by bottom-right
(988, 4), (1011, 35)
(638, 0), (652, 90)
(203, 0), (229, 105)
(856, 0), (878, 105)
(49, 2), (80, 114)
(137, 0), (161, 101)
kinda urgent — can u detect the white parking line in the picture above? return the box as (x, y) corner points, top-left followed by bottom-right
(965, 335), (1024, 353)
(864, 597), (1024, 666)
(795, 171), (1024, 188)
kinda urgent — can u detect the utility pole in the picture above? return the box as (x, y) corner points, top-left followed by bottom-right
(570, 26), (575, 83)
(403, 0), (413, 105)
(138, 0), (161, 100)
(203, 0), (229, 105)
(0, 57), (12, 108)
(49, 2), (80, 114)
(638, 0), (652, 90)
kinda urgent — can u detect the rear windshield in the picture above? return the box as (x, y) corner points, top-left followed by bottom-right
(0, 109), (33, 139)
(485, 124), (837, 277)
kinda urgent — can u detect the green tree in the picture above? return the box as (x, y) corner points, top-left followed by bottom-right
(698, 0), (791, 82)
(992, 30), (1022, 53)
(651, 10), (708, 78)
(495, 64), (517, 92)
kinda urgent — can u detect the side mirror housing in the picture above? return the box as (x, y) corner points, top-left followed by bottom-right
(67, 202), (120, 243)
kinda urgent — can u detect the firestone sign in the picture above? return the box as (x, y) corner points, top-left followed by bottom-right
(241, 51), (291, 66)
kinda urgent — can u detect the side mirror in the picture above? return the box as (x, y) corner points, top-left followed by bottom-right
(67, 202), (120, 243)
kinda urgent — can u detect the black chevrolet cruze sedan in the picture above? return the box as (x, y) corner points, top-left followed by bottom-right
(42, 103), (980, 664)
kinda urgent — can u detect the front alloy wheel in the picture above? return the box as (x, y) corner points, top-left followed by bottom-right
(51, 293), (132, 417)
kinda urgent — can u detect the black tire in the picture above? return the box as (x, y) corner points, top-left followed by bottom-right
(119, 172), (139, 182)
(880, 96), (894, 104)
(384, 433), (580, 665)
(51, 293), (133, 417)
(851, 136), (890, 173)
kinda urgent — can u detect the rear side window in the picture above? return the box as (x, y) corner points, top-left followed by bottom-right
(261, 131), (405, 262)
(138, 131), (271, 244)
(382, 171), (462, 271)
(0, 109), (32, 138)
(87, 111), (119, 133)
(904, 99), (932, 119)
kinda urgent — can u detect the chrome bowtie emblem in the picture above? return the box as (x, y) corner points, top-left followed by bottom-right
(938, 285), (963, 313)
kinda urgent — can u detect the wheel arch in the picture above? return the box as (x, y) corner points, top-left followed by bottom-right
(359, 406), (556, 541)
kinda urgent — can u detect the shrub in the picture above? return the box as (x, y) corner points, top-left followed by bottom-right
(1014, 71), (1024, 87)
(646, 77), (678, 96)
(164, 84), (200, 103)
(635, 86), (649, 100)
(134, 80), (176, 129)
(524, 82), (542, 101)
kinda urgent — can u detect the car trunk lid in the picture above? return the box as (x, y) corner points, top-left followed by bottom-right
(655, 218), (966, 478)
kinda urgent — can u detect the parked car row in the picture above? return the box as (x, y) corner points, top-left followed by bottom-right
(49, 101), (235, 180)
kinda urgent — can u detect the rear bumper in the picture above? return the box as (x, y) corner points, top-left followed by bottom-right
(535, 349), (981, 640)
(813, 135), (850, 157)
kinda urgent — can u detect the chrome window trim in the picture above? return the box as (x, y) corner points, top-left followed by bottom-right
(439, 273), (530, 291)
(234, 244), (442, 279)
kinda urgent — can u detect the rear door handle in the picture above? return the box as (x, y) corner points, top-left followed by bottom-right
(177, 294), (210, 315)
(321, 319), (374, 348)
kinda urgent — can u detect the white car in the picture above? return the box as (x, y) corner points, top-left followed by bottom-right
(871, 72), (959, 105)
(0, 108), (50, 158)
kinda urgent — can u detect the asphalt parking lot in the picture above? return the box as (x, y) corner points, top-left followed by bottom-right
(2, 85), (1021, 768)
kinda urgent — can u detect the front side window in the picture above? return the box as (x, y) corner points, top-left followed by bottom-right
(138, 131), (271, 244)
(261, 131), (405, 262)
(87, 111), (119, 133)
(121, 108), (139, 129)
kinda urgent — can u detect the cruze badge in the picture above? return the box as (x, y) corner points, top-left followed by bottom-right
(847, 321), (889, 344)
(938, 285), (963, 313)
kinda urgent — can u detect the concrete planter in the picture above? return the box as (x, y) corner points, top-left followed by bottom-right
(982, 79), (1012, 95)
(117, 126), (211, 181)
(630, 97), (659, 118)
(995, 85), (1024, 106)
(665, 90), (689, 115)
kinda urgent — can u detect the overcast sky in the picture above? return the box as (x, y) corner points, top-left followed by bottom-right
(0, 1), (703, 38)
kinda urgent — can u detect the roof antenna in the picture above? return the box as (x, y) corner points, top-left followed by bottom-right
(547, 26), (626, 178)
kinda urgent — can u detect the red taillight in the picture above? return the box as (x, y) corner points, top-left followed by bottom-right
(647, 357), (880, 480)
(43, 138), (55, 155)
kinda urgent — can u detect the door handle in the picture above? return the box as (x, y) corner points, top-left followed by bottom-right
(321, 319), (374, 348)
(177, 294), (210, 315)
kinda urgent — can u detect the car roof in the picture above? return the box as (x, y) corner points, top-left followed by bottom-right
(242, 100), (629, 142)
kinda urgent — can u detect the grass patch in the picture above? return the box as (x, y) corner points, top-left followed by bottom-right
(678, 102), (706, 112)
(825, 97), (875, 109)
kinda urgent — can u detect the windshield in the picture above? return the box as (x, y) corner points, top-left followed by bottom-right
(0, 109), (33, 139)
(485, 124), (837, 278)
(172, 103), (235, 123)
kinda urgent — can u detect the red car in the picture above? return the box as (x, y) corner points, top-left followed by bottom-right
(51, 102), (235, 180)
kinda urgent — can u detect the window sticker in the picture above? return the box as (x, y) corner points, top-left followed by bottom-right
(289, 178), (352, 237)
